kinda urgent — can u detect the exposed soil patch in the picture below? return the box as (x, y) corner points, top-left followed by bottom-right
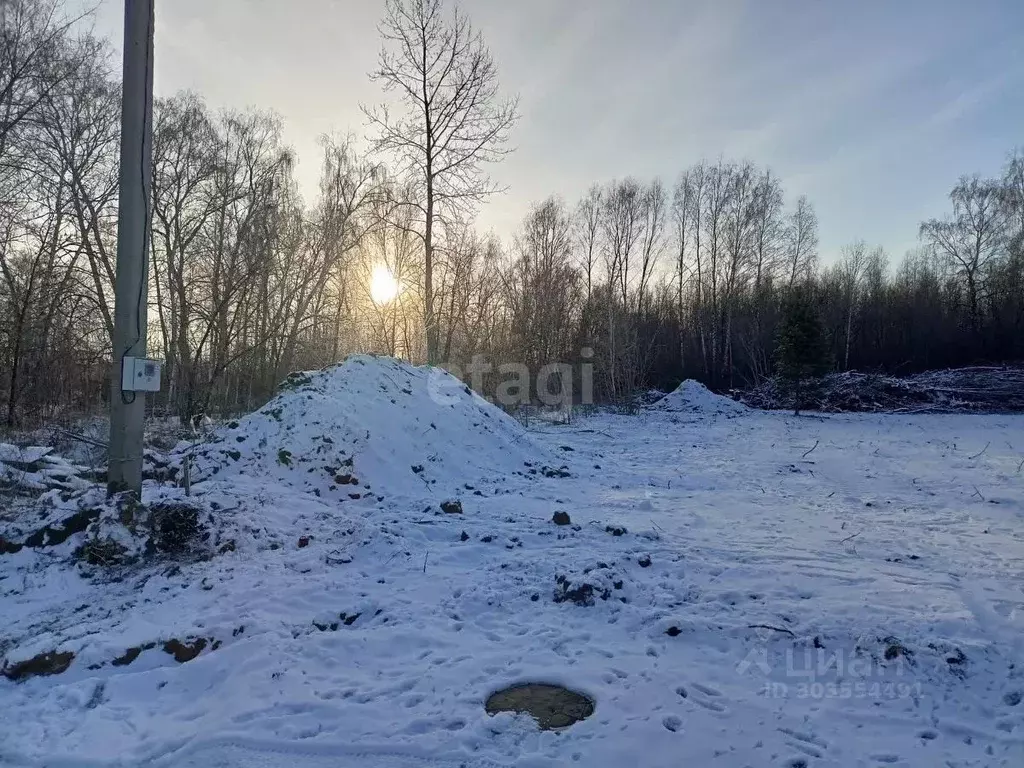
(3, 650), (75, 682)
(23, 507), (101, 548)
(112, 642), (156, 667)
(0, 536), (23, 554)
(163, 637), (209, 663)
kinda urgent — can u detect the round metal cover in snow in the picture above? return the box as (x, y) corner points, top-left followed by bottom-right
(485, 683), (594, 730)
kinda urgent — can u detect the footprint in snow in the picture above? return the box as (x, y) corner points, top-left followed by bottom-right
(678, 682), (730, 715)
(779, 727), (827, 758)
(691, 682), (721, 697)
(662, 715), (682, 732)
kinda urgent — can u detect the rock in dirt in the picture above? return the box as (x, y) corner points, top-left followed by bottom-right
(541, 465), (571, 478)
(554, 575), (609, 606)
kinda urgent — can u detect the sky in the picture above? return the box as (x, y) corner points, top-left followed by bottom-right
(77, 0), (1023, 263)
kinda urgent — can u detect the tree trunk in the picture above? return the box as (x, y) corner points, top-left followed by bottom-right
(424, 181), (437, 364)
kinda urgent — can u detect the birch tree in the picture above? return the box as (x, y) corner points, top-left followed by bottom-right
(363, 0), (518, 363)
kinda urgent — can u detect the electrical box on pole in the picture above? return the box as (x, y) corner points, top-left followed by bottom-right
(120, 357), (162, 392)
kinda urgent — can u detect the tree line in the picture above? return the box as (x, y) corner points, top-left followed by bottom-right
(1, 0), (1022, 429)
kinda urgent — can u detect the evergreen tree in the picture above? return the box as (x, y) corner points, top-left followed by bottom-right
(775, 289), (829, 414)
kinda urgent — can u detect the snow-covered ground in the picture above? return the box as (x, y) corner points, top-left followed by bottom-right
(1, 360), (1023, 768)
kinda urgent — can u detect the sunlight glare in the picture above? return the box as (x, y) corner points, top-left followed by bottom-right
(370, 264), (400, 305)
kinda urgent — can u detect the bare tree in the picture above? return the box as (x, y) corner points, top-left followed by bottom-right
(920, 175), (1006, 335)
(37, 35), (119, 341)
(784, 195), (818, 287)
(503, 197), (579, 374)
(276, 135), (378, 379)
(151, 92), (219, 411)
(574, 183), (601, 302)
(685, 162), (709, 374)
(0, 182), (80, 426)
(363, 0), (518, 363)
(1001, 150), (1024, 256)
(434, 218), (485, 363)
(736, 168), (785, 381)
(719, 162), (758, 384)
(0, 12), (103, 427)
(837, 240), (867, 370)
(0, 0), (84, 179)
(602, 178), (645, 309)
(637, 178), (666, 312)
(671, 170), (692, 320)
(358, 172), (420, 358)
(750, 169), (785, 290)
(700, 161), (731, 384)
(149, 105), (296, 421)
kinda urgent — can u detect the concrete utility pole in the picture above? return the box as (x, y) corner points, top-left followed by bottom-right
(108, 0), (155, 496)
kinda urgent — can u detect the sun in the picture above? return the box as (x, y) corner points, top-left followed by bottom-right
(370, 264), (400, 305)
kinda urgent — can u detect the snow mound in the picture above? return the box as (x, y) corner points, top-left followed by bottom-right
(650, 380), (747, 416)
(176, 355), (552, 502)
